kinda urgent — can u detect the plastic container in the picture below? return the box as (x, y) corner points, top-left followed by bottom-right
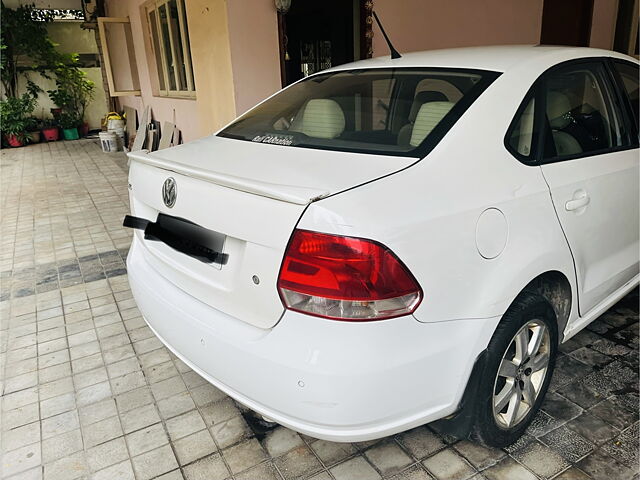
(42, 127), (59, 142)
(5, 134), (24, 147)
(62, 128), (79, 140)
(99, 131), (120, 152)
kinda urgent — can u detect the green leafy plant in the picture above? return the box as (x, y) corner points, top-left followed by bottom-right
(58, 112), (79, 130)
(41, 117), (58, 129)
(25, 116), (42, 131)
(47, 54), (95, 123)
(0, 93), (37, 137)
(1, 3), (59, 98)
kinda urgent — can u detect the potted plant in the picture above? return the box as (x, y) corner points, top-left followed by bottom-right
(41, 117), (60, 141)
(59, 112), (79, 140)
(26, 116), (42, 143)
(47, 55), (95, 137)
(0, 93), (36, 147)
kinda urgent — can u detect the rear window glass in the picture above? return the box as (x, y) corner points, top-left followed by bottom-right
(218, 68), (498, 157)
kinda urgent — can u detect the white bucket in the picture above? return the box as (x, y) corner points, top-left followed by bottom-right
(107, 118), (125, 132)
(99, 131), (120, 152)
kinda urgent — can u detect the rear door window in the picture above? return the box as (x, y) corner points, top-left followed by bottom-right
(613, 60), (639, 134)
(542, 62), (628, 160)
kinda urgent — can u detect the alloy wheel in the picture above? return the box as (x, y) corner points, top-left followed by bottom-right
(492, 319), (551, 429)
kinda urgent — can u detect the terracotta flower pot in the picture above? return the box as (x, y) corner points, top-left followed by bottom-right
(29, 131), (41, 143)
(78, 122), (90, 137)
(42, 127), (60, 142)
(6, 134), (24, 147)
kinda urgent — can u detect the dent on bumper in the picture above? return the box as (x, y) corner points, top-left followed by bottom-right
(127, 237), (500, 441)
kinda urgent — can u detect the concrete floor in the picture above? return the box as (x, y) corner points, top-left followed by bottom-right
(1, 140), (638, 480)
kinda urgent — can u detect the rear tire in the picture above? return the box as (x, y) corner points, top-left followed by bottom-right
(470, 292), (558, 447)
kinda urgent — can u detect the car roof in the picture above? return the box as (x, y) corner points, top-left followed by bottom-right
(325, 45), (638, 74)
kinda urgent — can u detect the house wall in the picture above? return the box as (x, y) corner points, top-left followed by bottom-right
(590, 0), (619, 49)
(184, 0), (237, 136)
(102, 0), (623, 144)
(15, 21), (107, 130)
(226, 0), (281, 116)
(18, 68), (105, 130)
(372, 0), (545, 55)
(105, 0), (200, 142)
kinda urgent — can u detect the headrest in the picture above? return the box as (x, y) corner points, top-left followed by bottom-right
(410, 101), (455, 146)
(547, 91), (572, 130)
(409, 91), (449, 123)
(298, 99), (345, 139)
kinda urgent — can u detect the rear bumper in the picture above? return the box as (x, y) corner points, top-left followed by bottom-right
(127, 236), (500, 442)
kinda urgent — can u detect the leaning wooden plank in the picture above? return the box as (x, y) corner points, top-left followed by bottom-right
(124, 106), (137, 149)
(131, 106), (150, 152)
(158, 121), (175, 150)
(170, 126), (180, 147)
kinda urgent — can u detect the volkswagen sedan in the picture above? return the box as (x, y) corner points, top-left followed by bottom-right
(125, 45), (639, 446)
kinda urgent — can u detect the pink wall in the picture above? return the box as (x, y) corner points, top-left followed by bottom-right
(372, 0), (544, 55)
(590, 0), (619, 49)
(105, 0), (200, 142)
(226, 0), (282, 115)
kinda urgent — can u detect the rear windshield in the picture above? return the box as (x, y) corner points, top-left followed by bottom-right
(218, 68), (499, 157)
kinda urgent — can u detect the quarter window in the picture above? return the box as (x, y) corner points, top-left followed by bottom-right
(507, 96), (536, 159)
(146, 0), (196, 97)
(543, 63), (626, 160)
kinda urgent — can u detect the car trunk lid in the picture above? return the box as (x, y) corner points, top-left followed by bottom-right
(127, 135), (415, 329)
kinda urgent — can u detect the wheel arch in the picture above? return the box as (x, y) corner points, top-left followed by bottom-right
(508, 270), (573, 342)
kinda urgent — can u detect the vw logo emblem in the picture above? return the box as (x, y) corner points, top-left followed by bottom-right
(162, 177), (177, 208)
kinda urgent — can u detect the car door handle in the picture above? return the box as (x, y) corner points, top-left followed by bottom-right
(565, 192), (590, 211)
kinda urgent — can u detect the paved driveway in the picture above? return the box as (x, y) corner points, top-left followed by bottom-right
(1, 140), (638, 480)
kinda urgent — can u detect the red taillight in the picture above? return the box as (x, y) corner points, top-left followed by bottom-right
(277, 229), (422, 321)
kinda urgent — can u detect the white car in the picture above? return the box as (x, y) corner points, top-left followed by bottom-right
(125, 45), (639, 446)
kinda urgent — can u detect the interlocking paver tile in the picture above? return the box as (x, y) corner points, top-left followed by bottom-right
(82, 415), (123, 448)
(157, 392), (196, 419)
(40, 391), (76, 418)
(182, 453), (231, 480)
(482, 457), (537, 480)
(223, 438), (268, 474)
(365, 441), (414, 477)
(3, 403), (41, 430)
(76, 380), (112, 407)
(396, 427), (445, 460)
(41, 429), (84, 463)
(1, 141), (637, 480)
(422, 448), (476, 480)
(263, 426), (305, 457)
(119, 403), (161, 434)
(92, 459), (136, 480)
(125, 422), (169, 456)
(173, 429), (217, 465)
(2, 442), (42, 478)
(310, 439), (357, 467)
(331, 456), (382, 480)
(510, 440), (570, 479)
(274, 445), (324, 480)
(209, 414), (253, 449)
(86, 437), (129, 472)
(131, 444), (179, 480)
(166, 409), (207, 441)
(576, 448), (636, 480)
(2, 421), (41, 453)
